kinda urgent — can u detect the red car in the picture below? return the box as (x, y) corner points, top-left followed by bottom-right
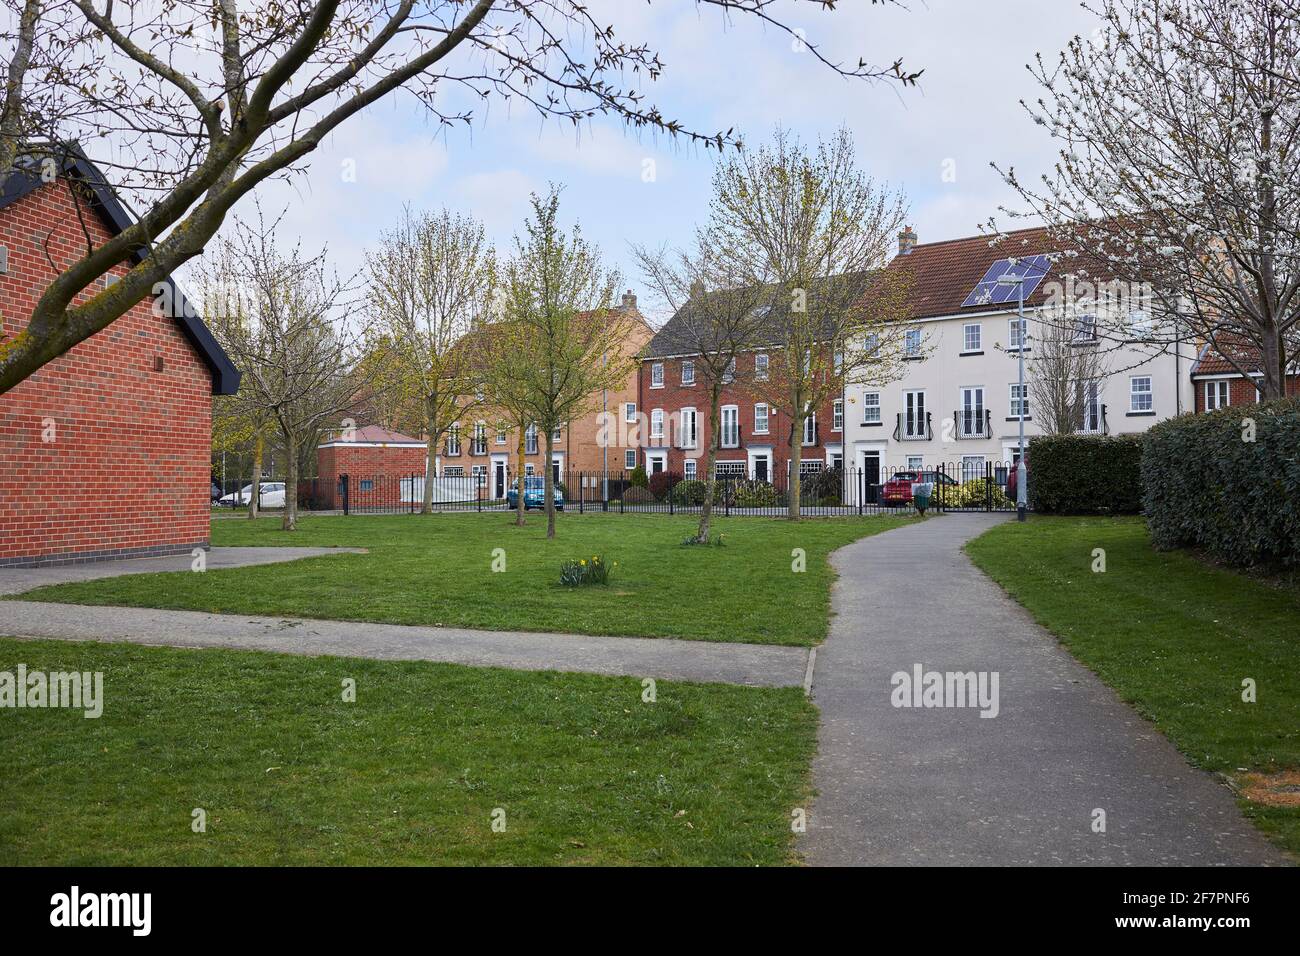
(880, 470), (958, 505)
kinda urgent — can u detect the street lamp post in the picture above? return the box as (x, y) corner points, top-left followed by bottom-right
(997, 273), (1031, 522)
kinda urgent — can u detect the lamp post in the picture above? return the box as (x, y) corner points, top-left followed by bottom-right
(996, 271), (1034, 522)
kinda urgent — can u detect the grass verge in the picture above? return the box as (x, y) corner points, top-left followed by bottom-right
(966, 515), (1300, 857)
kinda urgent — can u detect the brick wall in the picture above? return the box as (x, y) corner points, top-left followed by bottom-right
(1192, 374), (1300, 412)
(0, 181), (212, 566)
(637, 350), (843, 478)
(316, 442), (426, 508)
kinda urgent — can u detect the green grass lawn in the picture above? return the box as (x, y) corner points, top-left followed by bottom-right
(15, 512), (912, 646)
(966, 516), (1300, 857)
(0, 637), (816, 865)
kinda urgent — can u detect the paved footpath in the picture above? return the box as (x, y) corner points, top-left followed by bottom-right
(800, 513), (1287, 866)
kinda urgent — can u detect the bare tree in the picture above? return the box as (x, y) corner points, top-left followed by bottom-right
(998, 0), (1300, 400)
(366, 207), (495, 514)
(634, 235), (770, 542)
(1025, 313), (1111, 436)
(478, 317), (542, 527)
(196, 210), (367, 531)
(0, 0), (918, 395)
(710, 127), (914, 517)
(503, 187), (634, 538)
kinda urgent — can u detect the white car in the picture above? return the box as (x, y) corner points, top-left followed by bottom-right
(217, 482), (286, 508)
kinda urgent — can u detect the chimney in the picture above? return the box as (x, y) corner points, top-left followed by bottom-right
(621, 289), (638, 311)
(898, 226), (918, 256)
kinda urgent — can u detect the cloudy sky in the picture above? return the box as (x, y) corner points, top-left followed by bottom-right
(225, 0), (1100, 323)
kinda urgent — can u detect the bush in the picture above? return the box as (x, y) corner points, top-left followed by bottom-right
(670, 479), (728, 506)
(1142, 398), (1300, 568)
(952, 477), (1011, 509)
(559, 554), (614, 587)
(629, 465), (648, 488)
(1027, 434), (1144, 514)
(802, 466), (843, 505)
(622, 486), (655, 505)
(732, 479), (781, 508)
(648, 470), (682, 501)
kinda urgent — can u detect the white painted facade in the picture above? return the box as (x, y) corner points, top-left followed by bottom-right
(843, 304), (1200, 483)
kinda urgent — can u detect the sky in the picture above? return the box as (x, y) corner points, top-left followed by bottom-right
(222, 0), (1101, 324)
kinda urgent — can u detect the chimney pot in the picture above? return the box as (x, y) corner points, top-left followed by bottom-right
(899, 226), (918, 256)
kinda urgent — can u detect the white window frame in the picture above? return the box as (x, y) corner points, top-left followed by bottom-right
(446, 424), (461, 457)
(1204, 379), (1230, 411)
(444, 465), (465, 478)
(722, 357), (736, 384)
(624, 402), (636, 423)
(960, 386), (985, 437)
(1008, 383), (1029, 419)
(1078, 380), (1103, 433)
(651, 362), (664, 388)
(495, 425), (507, 445)
(904, 328), (922, 357)
(524, 424), (538, 455)
(683, 459), (697, 479)
(962, 323), (982, 353)
(960, 455), (986, 484)
(832, 398), (844, 432)
(624, 449), (636, 470)
(903, 390), (926, 438)
(1129, 375), (1153, 413)
(1073, 312), (1098, 343)
(802, 408), (817, 446)
(755, 353), (769, 381)
(906, 456), (923, 470)
(679, 407), (698, 449)
(650, 408), (665, 440)
(862, 391), (881, 424)
(681, 360), (695, 385)
(1008, 317), (1028, 351)
(721, 405), (739, 448)
(472, 422), (488, 456)
(753, 403), (769, 434)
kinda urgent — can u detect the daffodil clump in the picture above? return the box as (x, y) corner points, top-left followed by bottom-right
(559, 554), (615, 587)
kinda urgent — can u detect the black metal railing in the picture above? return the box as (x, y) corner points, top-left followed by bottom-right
(893, 411), (932, 441)
(954, 408), (993, 440)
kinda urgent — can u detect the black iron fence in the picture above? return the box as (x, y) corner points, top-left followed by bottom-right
(301, 463), (1022, 517)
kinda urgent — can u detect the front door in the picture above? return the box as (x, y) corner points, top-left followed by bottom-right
(754, 454), (769, 483)
(493, 461), (506, 499)
(862, 452), (881, 503)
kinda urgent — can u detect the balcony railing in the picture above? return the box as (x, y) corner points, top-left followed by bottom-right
(954, 408), (992, 440)
(894, 411), (932, 441)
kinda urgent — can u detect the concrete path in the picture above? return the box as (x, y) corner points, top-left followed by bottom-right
(0, 547), (365, 596)
(0, 601), (808, 688)
(801, 513), (1287, 866)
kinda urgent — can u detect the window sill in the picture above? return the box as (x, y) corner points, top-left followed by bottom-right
(1125, 410), (1156, 417)
(1004, 416), (1031, 422)
(861, 421), (883, 427)
(1006, 347), (1031, 355)
(649, 384), (664, 389)
(903, 355), (925, 362)
(959, 350), (985, 357)
(752, 430), (769, 436)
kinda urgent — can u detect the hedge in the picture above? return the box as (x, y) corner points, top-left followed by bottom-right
(1027, 434), (1144, 514)
(1142, 397), (1300, 568)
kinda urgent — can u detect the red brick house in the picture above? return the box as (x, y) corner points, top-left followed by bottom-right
(315, 425), (426, 508)
(636, 337), (843, 483)
(1190, 340), (1300, 412)
(0, 147), (239, 566)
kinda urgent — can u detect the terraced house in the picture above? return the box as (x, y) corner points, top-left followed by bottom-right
(844, 226), (1200, 492)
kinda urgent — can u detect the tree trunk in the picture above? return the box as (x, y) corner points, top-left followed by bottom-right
(697, 383), (722, 542)
(422, 397), (437, 514)
(1259, 323), (1286, 400)
(515, 426), (527, 526)
(543, 429), (556, 539)
(282, 428), (298, 531)
(248, 431), (263, 520)
(788, 391), (804, 520)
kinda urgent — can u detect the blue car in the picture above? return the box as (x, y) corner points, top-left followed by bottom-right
(506, 476), (564, 511)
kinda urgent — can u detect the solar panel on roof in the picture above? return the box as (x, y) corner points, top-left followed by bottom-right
(961, 254), (1052, 308)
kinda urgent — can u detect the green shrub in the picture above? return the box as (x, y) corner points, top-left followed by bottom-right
(670, 479), (726, 506)
(952, 477), (1012, 509)
(622, 486), (655, 505)
(1027, 434), (1144, 514)
(559, 554), (614, 586)
(629, 465), (648, 489)
(732, 479), (781, 508)
(1142, 398), (1300, 568)
(802, 466), (843, 505)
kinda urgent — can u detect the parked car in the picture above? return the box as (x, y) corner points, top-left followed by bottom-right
(217, 482), (286, 508)
(881, 469), (959, 505)
(506, 476), (564, 511)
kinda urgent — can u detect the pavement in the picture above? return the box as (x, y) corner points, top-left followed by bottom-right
(0, 547), (365, 596)
(799, 512), (1288, 866)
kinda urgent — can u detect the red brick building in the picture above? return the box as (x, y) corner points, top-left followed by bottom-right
(635, 345), (843, 483)
(1190, 341), (1300, 412)
(316, 425), (426, 508)
(0, 147), (239, 566)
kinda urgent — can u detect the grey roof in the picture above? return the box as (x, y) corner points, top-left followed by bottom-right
(642, 272), (876, 359)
